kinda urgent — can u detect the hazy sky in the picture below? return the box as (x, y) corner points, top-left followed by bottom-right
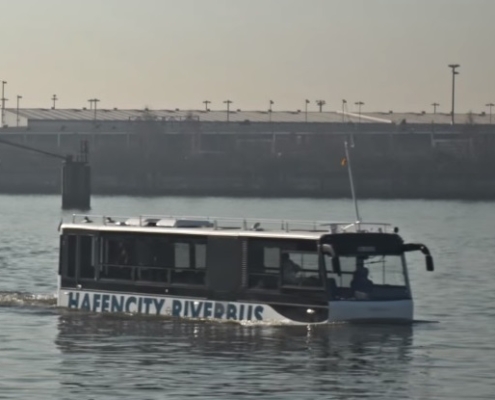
(1, 0), (493, 112)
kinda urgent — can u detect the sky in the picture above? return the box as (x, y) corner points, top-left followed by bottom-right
(0, 0), (494, 113)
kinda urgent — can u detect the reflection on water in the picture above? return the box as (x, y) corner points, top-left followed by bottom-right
(54, 312), (415, 399)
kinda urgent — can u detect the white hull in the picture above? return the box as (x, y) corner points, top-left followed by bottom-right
(328, 300), (413, 322)
(58, 288), (413, 324)
(57, 289), (297, 324)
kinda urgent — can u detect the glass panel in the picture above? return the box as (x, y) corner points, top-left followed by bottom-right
(66, 236), (77, 278)
(324, 254), (408, 300)
(79, 236), (95, 279)
(282, 251), (322, 287)
(174, 243), (190, 269)
(195, 244), (206, 269)
(263, 247), (280, 269)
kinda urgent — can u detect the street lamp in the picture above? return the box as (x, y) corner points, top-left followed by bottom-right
(203, 100), (211, 111)
(88, 98), (100, 121)
(342, 99), (347, 123)
(486, 103), (494, 124)
(52, 94), (58, 109)
(431, 102), (439, 114)
(224, 100), (233, 122)
(268, 100), (274, 122)
(16, 95), (22, 127)
(355, 101), (364, 123)
(304, 99), (310, 122)
(448, 64), (460, 125)
(316, 100), (326, 113)
(1, 81), (7, 127)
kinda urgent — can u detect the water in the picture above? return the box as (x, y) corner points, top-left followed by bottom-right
(0, 195), (494, 399)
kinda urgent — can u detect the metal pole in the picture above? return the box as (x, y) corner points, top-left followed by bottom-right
(1, 81), (7, 128)
(93, 99), (99, 122)
(16, 95), (22, 127)
(305, 99), (309, 122)
(224, 100), (232, 122)
(486, 103), (494, 124)
(203, 100), (210, 111)
(269, 100), (273, 123)
(448, 64), (460, 125)
(52, 94), (58, 109)
(344, 140), (361, 224)
(355, 101), (364, 123)
(432, 102), (439, 114)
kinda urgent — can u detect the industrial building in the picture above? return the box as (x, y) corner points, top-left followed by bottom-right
(0, 107), (493, 200)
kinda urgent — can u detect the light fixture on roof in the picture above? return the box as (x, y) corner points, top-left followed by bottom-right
(431, 102), (439, 115)
(224, 100), (233, 122)
(316, 99), (326, 112)
(448, 64), (460, 125)
(485, 103), (494, 124)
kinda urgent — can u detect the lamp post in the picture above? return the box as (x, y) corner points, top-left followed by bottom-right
(486, 103), (494, 124)
(224, 100), (232, 122)
(88, 98), (100, 121)
(316, 99), (326, 113)
(355, 101), (364, 123)
(1, 81), (7, 127)
(342, 99), (347, 123)
(268, 100), (274, 122)
(203, 100), (211, 111)
(93, 99), (100, 122)
(432, 102), (439, 114)
(448, 64), (460, 125)
(304, 99), (310, 122)
(52, 94), (58, 109)
(16, 95), (22, 127)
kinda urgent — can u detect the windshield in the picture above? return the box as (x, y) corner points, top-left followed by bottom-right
(324, 254), (411, 301)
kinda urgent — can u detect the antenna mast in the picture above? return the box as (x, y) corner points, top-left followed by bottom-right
(344, 140), (361, 224)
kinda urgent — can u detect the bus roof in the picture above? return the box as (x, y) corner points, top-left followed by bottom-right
(60, 214), (394, 241)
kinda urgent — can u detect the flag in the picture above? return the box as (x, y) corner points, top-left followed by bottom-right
(341, 157), (347, 167)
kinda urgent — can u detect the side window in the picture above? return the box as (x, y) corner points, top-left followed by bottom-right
(247, 239), (321, 290)
(174, 243), (190, 269)
(195, 244), (206, 269)
(61, 234), (96, 280)
(97, 234), (207, 285)
(79, 236), (95, 279)
(100, 236), (134, 281)
(170, 239), (207, 285)
(281, 251), (321, 287)
(64, 235), (77, 279)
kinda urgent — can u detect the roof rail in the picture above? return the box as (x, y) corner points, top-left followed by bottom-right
(69, 214), (393, 234)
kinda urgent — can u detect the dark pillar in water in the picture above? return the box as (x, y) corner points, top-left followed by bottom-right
(62, 157), (91, 210)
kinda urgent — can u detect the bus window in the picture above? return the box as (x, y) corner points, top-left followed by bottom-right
(66, 235), (77, 278)
(79, 236), (95, 279)
(324, 254), (410, 301)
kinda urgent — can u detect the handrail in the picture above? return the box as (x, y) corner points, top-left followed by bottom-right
(68, 214), (393, 234)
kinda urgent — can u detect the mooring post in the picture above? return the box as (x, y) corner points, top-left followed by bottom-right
(61, 157), (91, 210)
(61, 140), (91, 210)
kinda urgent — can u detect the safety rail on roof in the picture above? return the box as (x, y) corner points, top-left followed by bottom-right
(69, 214), (393, 234)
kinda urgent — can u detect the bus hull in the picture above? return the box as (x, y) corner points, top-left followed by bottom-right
(58, 288), (413, 324)
(328, 299), (413, 323)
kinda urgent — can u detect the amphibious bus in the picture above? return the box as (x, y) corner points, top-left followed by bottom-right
(57, 215), (434, 324)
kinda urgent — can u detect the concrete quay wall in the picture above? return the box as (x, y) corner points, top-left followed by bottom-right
(0, 126), (494, 199)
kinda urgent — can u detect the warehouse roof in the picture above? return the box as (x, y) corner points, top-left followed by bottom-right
(4, 108), (491, 125)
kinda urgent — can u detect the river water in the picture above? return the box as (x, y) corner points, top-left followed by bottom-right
(0, 195), (493, 399)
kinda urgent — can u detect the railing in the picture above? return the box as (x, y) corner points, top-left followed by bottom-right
(69, 214), (393, 234)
